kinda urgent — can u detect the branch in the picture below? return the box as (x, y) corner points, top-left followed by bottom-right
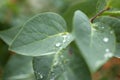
(90, 7), (110, 23)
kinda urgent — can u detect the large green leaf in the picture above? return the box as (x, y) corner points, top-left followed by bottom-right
(33, 44), (91, 80)
(0, 12), (74, 56)
(73, 10), (116, 72)
(3, 54), (35, 80)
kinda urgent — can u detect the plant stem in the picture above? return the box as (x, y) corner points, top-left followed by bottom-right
(102, 11), (120, 17)
(90, 7), (110, 23)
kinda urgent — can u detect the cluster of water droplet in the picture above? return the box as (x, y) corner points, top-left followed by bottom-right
(95, 26), (114, 68)
(55, 33), (70, 49)
(49, 71), (56, 80)
(102, 27), (114, 59)
(50, 77), (55, 80)
(34, 71), (44, 80)
(104, 48), (113, 59)
(95, 48), (113, 68)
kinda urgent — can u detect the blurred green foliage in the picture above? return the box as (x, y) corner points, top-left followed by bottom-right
(0, 0), (120, 80)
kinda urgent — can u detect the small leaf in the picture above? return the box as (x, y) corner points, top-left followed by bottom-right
(0, 12), (74, 56)
(96, 0), (108, 12)
(3, 54), (35, 80)
(73, 10), (116, 72)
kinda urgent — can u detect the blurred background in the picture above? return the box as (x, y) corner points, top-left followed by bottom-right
(0, 0), (120, 80)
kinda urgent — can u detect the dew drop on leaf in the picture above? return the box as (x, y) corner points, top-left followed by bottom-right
(101, 26), (104, 29)
(104, 52), (113, 58)
(67, 36), (70, 41)
(37, 72), (43, 79)
(63, 39), (66, 43)
(110, 30), (114, 34)
(55, 43), (61, 47)
(50, 77), (55, 80)
(103, 37), (109, 42)
(62, 35), (67, 43)
(53, 60), (59, 66)
(40, 74), (43, 79)
(105, 48), (110, 52)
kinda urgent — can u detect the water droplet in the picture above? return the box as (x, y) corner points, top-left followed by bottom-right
(101, 26), (104, 29)
(53, 60), (59, 66)
(37, 72), (43, 79)
(67, 36), (70, 41)
(103, 37), (109, 42)
(105, 48), (110, 52)
(40, 74), (43, 79)
(110, 30), (114, 34)
(63, 39), (66, 43)
(50, 77), (55, 80)
(55, 43), (61, 47)
(62, 35), (67, 38)
(104, 52), (113, 58)
(62, 35), (67, 43)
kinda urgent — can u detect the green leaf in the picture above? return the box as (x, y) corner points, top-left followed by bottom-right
(63, 0), (98, 32)
(0, 12), (74, 56)
(33, 51), (66, 80)
(95, 16), (120, 42)
(3, 54), (35, 80)
(109, 0), (120, 9)
(96, 0), (108, 12)
(0, 40), (9, 67)
(73, 10), (116, 72)
(33, 45), (91, 80)
(58, 44), (92, 80)
(0, 26), (21, 45)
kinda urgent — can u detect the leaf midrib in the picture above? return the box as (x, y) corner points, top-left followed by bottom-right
(10, 32), (69, 49)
